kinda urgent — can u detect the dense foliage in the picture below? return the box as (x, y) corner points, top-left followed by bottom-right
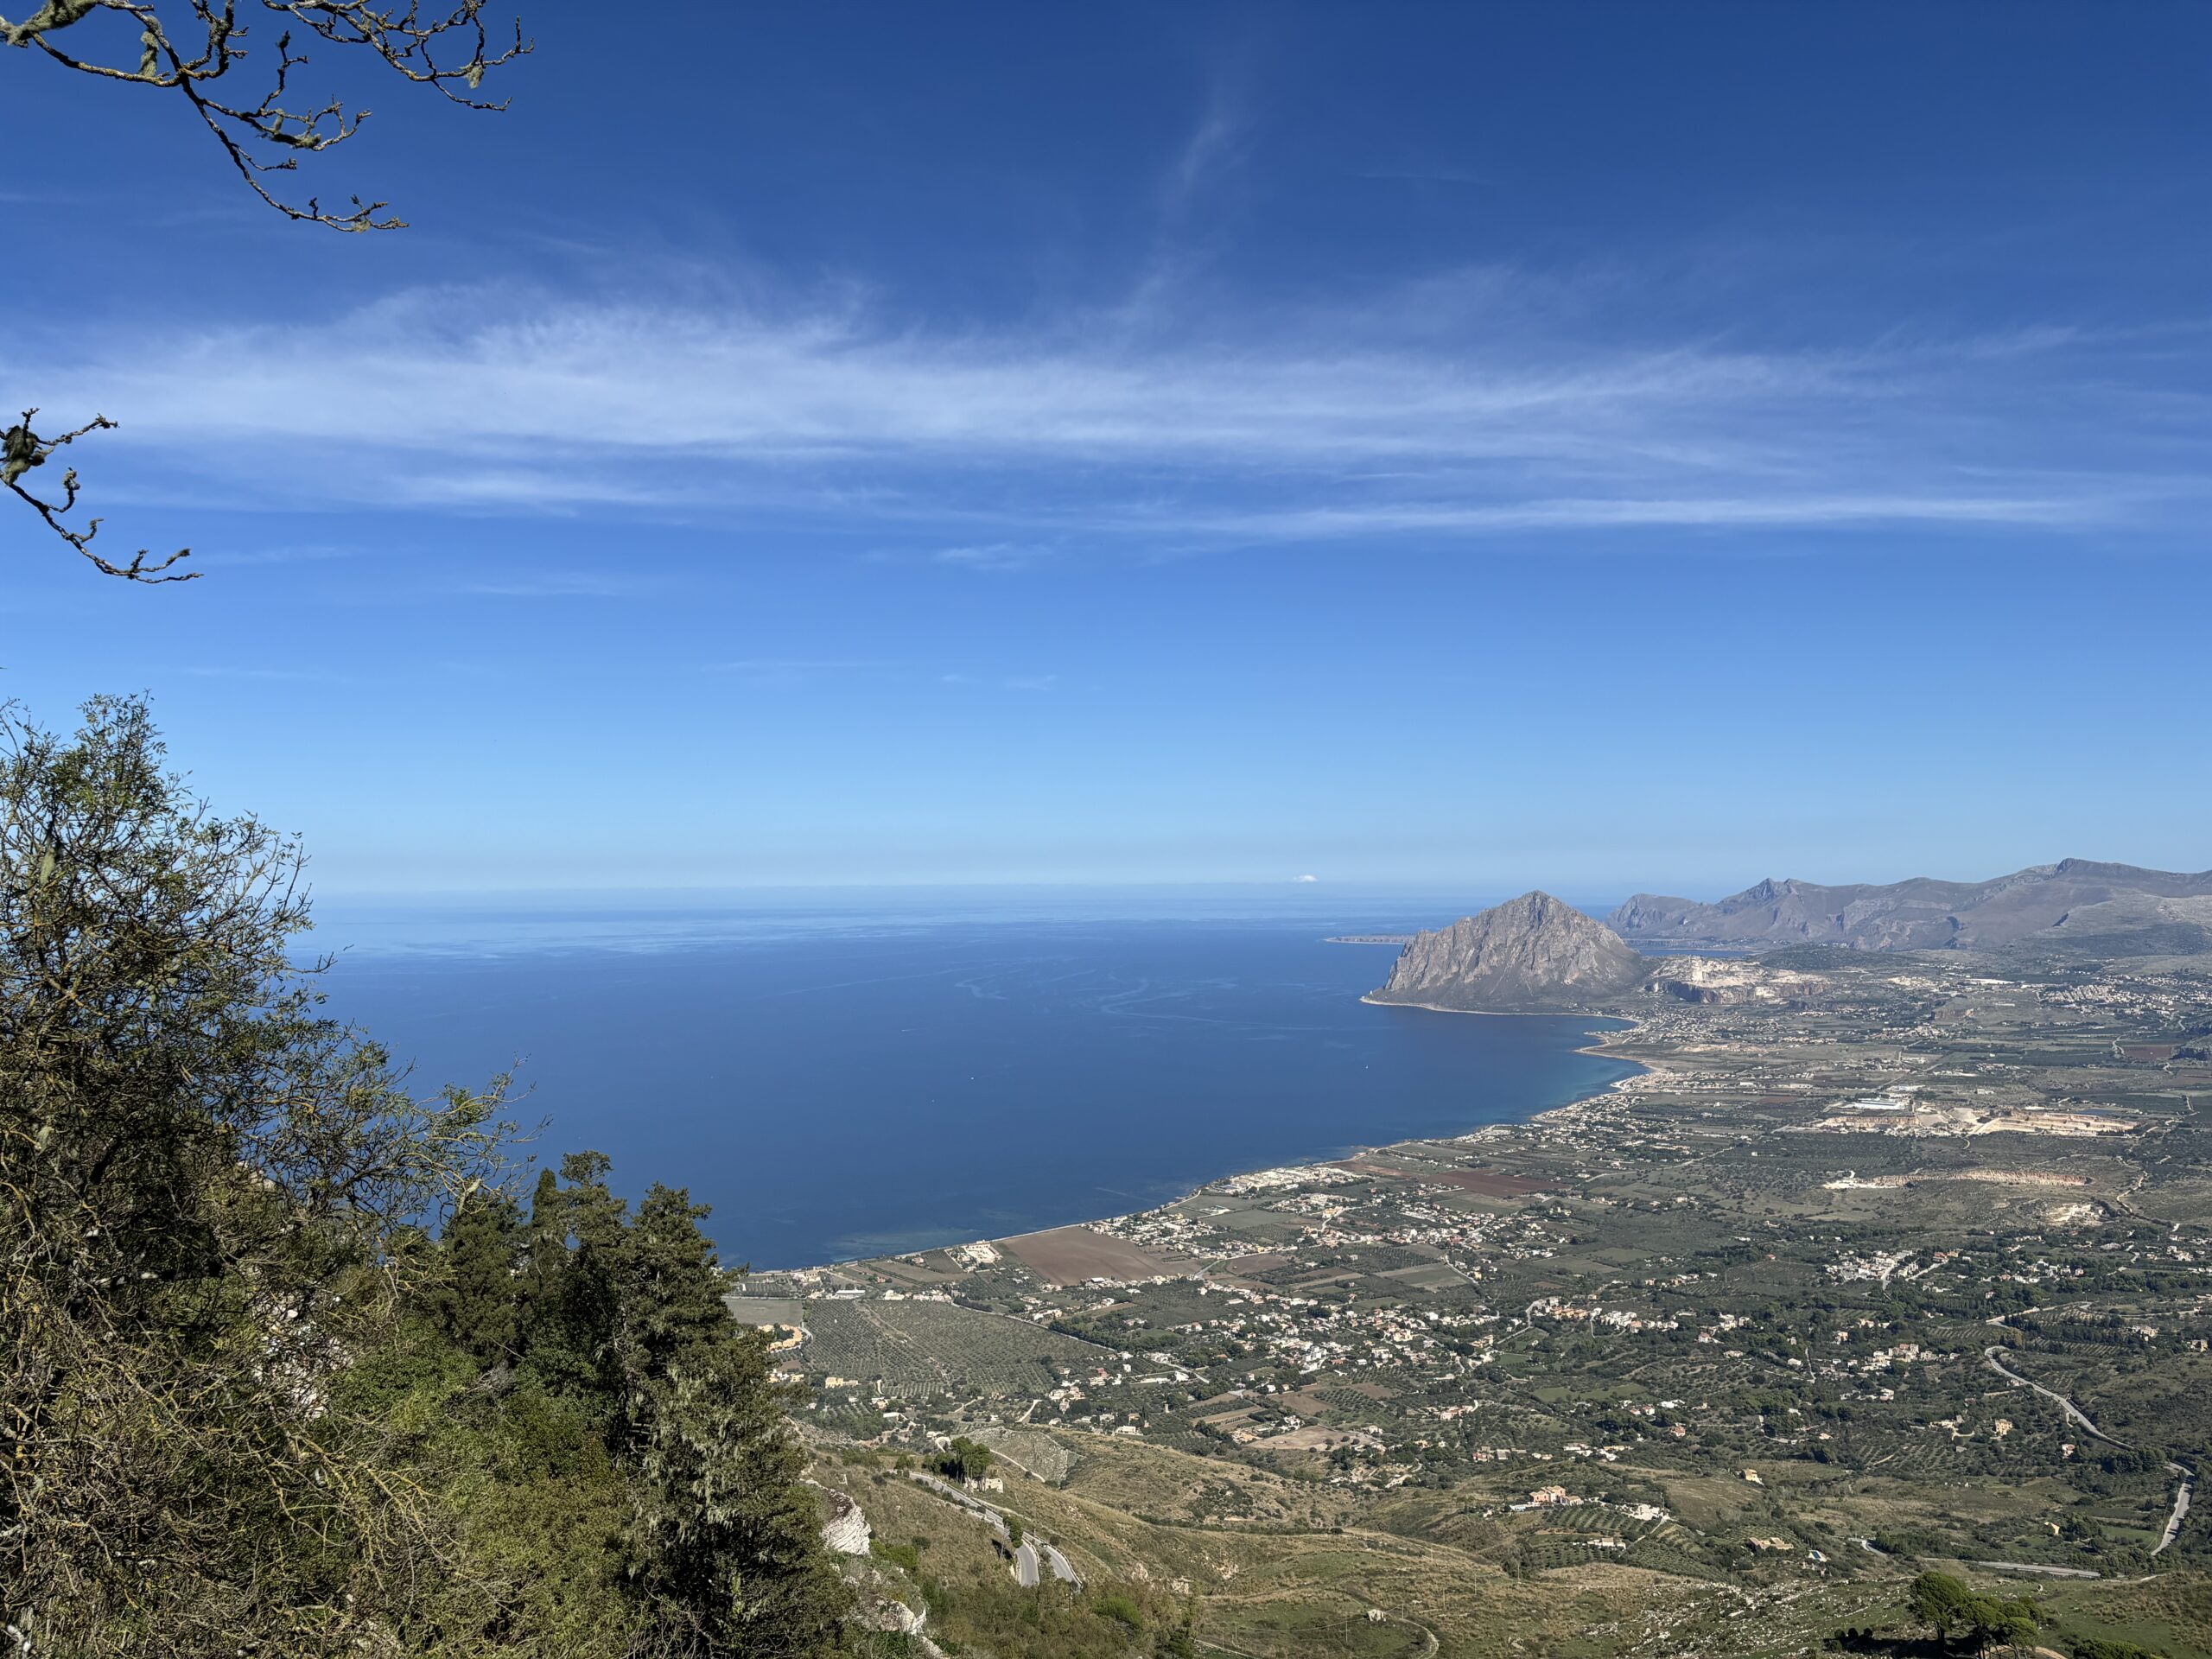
(0, 699), (849, 1656)
(930, 1437), (996, 1484)
(1908, 1571), (2041, 1649)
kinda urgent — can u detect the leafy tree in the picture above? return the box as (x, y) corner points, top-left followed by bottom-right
(520, 1162), (567, 1314)
(1973, 1599), (2040, 1649)
(626, 1338), (852, 1657)
(518, 1150), (630, 1398)
(1909, 1571), (2039, 1651)
(447, 1152), (853, 1655)
(1153, 1606), (1199, 1657)
(616, 1182), (742, 1394)
(610, 1173), (852, 1650)
(1910, 1572), (1977, 1640)
(0, 699), (853, 1655)
(932, 1436), (995, 1484)
(435, 1189), (524, 1361)
(0, 696), (512, 1651)
(1094, 1592), (1144, 1632)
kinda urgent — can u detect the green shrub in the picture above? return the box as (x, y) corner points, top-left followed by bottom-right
(1094, 1591), (1144, 1630)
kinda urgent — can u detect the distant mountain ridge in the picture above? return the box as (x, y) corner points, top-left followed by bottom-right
(1608, 858), (2212, 955)
(1368, 891), (1649, 1012)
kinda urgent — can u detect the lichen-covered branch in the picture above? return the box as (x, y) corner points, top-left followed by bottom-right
(3, 409), (194, 582)
(2, 0), (529, 230)
(3, 2), (527, 579)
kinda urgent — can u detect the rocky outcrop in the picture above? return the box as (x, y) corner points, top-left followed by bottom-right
(1609, 859), (2212, 956)
(1369, 892), (1648, 1012)
(819, 1488), (871, 1556)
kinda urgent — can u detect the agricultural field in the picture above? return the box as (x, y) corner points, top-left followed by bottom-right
(1001, 1224), (1195, 1286)
(796, 1294), (1114, 1407)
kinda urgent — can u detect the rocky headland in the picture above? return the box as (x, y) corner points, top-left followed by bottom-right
(1366, 890), (1649, 1012)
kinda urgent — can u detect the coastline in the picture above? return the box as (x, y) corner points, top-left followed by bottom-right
(1361, 989), (1649, 1076)
(791, 1001), (1650, 1274)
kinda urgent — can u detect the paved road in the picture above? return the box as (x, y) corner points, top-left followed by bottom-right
(1983, 1346), (2194, 1556)
(1968, 1560), (2101, 1580)
(909, 1469), (1087, 1584)
(2154, 1464), (2193, 1556)
(1981, 1346), (2125, 1446)
(907, 1471), (1009, 1536)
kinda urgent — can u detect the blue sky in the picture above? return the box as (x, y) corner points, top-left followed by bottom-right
(5, 3), (2209, 896)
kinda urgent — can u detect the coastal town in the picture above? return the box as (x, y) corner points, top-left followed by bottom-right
(749, 940), (2212, 1656)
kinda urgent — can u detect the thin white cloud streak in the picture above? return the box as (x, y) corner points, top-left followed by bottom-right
(933, 543), (1056, 572)
(706, 658), (906, 674)
(938, 671), (1059, 692)
(168, 664), (360, 683)
(455, 572), (662, 598)
(1163, 92), (1250, 215)
(18, 276), (2209, 539)
(1158, 493), (2102, 539)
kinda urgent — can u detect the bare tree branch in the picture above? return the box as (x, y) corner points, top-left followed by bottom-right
(3, 410), (194, 582)
(3, 1), (529, 578)
(3, 0), (529, 229)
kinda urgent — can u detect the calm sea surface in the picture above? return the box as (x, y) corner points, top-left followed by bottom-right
(314, 889), (1637, 1268)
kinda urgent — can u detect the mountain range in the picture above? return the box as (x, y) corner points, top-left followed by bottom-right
(1370, 860), (2212, 1017)
(1607, 858), (2212, 956)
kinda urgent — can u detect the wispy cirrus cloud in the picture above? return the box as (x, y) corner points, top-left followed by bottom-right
(939, 671), (1060, 693)
(931, 543), (1058, 573)
(703, 659), (1055, 692)
(455, 571), (664, 598)
(167, 664), (362, 683)
(706, 658), (906, 676)
(17, 264), (2209, 550)
(1162, 86), (1253, 217)
(1157, 491), (2105, 541)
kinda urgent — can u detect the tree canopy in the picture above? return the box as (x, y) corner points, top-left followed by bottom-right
(0, 697), (850, 1655)
(1907, 1571), (2040, 1652)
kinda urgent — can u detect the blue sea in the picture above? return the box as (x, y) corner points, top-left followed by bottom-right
(313, 888), (1637, 1268)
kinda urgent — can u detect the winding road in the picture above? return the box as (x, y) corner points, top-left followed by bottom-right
(1980, 1346), (2122, 1446)
(1042, 1543), (1083, 1586)
(908, 1468), (1086, 1586)
(1982, 1344), (2195, 1555)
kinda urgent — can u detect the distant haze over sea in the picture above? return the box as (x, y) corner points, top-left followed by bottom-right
(315, 887), (1637, 1268)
